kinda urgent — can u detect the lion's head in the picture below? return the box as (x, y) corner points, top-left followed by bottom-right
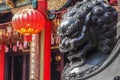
(57, 0), (117, 61)
(57, 0), (118, 80)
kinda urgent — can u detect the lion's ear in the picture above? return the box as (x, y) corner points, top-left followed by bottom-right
(85, 12), (91, 26)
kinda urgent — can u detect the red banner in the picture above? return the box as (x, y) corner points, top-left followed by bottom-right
(0, 44), (5, 80)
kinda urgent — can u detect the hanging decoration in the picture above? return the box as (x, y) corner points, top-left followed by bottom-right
(110, 0), (118, 5)
(0, 29), (3, 39)
(55, 54), (62, 62)
(13, 44), (17, 52)
(12, 9), (45, 42)
(0, 23), (22, 44)
(30, 34), (40, 80)
(18, 43), (23, 50)
(12, 9), (45, 34)
(5, 45), (9, 53)
(51, 18), (61, 48)
(0, 22), (30, 52)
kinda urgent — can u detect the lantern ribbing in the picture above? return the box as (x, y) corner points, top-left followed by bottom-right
(12, 9), (45, 34)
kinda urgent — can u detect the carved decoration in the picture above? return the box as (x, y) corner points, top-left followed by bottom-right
(57, 0), (118, 80)
(11, 5), (32, 14)
(5, 0), (27, 8)
(47, 0), (67, 10)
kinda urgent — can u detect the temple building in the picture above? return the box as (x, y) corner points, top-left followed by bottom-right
(0, 0), (118, 80)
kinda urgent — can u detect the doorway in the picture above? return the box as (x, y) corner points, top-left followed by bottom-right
(5, 53), (30, 80)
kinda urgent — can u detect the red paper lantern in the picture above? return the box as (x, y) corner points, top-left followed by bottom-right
(12, 9), (45, 35)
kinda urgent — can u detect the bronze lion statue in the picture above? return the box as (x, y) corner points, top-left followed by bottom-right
(57, 0), (118, 80)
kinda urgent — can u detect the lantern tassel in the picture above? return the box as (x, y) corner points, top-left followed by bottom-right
(24, 35), (32, 42)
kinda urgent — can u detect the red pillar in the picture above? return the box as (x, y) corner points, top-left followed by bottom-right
(36, 0), (51, 80)
(0, 44), (5, 80)
(44, 20), (51, 80)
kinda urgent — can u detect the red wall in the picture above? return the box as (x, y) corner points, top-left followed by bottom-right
(0, 44), (5, 80)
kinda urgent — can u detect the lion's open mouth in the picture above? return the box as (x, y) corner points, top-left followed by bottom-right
(66, 41), (90, 60)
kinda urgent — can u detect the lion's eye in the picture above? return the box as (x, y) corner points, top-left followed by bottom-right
(93, 6), (104, 16)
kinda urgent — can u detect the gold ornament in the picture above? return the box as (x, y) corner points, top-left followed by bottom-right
(55, 54), (62, 62)
(5, 0), (15, 8)
(48, 0), (67, 10)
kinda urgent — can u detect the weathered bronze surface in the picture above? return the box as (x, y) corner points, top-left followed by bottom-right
(57, 0), (118, 80)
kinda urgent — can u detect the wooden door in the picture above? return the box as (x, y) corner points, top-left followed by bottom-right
(5, 53), (30, 80)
